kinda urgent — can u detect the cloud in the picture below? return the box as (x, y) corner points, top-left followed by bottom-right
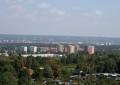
(37, 2), (50, 9)
(81, 12), (91, 17)
(17, 0), (24, 3)
(36, 2), (65, 16)
(50, 8), (65, 16)
(4, 0), (66, 22)
(95, 10), (104, 16)
(80, 10), (104, 17)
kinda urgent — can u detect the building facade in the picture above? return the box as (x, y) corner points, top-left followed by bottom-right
(30, 46), (37, 53)
(87, 46), (95, 55)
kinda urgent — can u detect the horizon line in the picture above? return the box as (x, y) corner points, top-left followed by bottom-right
(0, 33), (120, 39)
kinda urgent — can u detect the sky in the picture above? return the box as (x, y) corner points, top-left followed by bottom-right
(0, 0), (120, 37)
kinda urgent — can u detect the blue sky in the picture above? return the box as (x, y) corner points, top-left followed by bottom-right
(0, 0), (120, 37)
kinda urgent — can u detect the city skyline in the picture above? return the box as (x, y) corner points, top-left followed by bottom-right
(0, 0), (120, 37)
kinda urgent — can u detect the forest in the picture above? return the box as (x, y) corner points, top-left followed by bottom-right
(1, 52), (120, 85)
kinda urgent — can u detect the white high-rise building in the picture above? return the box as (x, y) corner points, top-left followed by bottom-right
(68, 44), (76, 54)
(87, 46), (95, 55)
(21, 46), (28, 53)
(58, 44), (64, 52)
(24, 46), (28, 52)
(30, 46), (37, 53)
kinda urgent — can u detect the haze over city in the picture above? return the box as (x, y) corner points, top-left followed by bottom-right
(2, 1), (120, 85)
(0, 0), (120, 37)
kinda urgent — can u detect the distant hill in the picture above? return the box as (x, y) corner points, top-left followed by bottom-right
(0, 34), (120, 45)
